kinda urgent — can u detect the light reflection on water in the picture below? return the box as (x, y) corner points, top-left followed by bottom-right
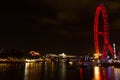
(93, 66), (120, 80)
(94, 66), (101, 80)
(0, 63), (120, 80)
(114, 67), (120, 80)
(79, 68), (82, 79)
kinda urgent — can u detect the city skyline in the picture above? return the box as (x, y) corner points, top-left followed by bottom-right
(0, 0), (120, 54)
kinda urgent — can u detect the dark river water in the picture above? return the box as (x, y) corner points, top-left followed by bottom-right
(0, 62), (120, 80)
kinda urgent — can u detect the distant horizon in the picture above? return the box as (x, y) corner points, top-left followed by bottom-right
(0, 47), (94, 56)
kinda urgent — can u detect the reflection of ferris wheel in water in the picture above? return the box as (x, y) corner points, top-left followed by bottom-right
(94, 4), (114, 59)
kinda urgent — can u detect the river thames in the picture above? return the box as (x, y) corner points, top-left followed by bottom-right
(0, 62), (120, 80)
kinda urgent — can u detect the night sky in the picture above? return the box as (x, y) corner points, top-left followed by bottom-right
(0, 0), (120, 54)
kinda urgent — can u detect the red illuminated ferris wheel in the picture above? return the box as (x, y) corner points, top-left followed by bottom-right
(94, 4), (114, 59)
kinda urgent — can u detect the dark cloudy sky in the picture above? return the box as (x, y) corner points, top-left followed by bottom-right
(0, 0), (120, 54)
